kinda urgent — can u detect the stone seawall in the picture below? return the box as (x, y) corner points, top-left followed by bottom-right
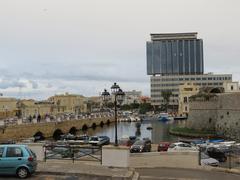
(187, 93), (240, 141)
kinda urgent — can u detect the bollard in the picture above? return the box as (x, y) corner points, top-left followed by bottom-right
(198, 148), (201, 166)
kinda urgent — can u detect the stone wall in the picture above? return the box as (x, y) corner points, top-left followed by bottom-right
(187, 99), (218, 131)
(187, 92), (240, 141)
(0, 117), (114, 141)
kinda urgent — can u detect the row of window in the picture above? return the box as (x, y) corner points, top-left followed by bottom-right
(151, 82), (223, 87)
(152, 76), (231, 81)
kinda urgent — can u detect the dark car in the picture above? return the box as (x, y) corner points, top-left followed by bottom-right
(158, 142), (171, 152)
(206, 147), (227, 162)
(130, 139), (151, 153)
(119, 136), (139, 147)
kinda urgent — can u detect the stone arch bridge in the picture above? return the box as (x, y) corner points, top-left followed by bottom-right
(0, 117), (114, 141)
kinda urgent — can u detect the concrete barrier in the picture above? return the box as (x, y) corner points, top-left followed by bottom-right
(102, 145), (130, 168)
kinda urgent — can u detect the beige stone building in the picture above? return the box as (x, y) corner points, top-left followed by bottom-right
(178, 82), (200, 116)
(48, 93), (88, 114)
(223, 81), (240, 93)
(0, 97), (18, 119)
(18, 99), (53, 118)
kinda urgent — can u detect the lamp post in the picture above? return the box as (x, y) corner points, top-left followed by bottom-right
(101, 82), (125, 146)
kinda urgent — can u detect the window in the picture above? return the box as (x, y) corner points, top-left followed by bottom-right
(185, 106), (188, 111)
(209, 118), (212, 123)
(0, 147), (4, 157)
(6, 147), (23, 157)
(231, 86), (233, 90)
(183, 97), (188, 103)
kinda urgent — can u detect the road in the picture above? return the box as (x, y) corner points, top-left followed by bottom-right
(0, 174), (81, 180)
(136, 167), (240, 180)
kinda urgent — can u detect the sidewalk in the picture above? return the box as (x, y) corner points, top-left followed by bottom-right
(37, 160), (136, 180)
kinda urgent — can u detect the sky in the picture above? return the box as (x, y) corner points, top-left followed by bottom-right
(0, 0), (240, 100)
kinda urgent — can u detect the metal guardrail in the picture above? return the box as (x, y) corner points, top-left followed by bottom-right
(43, 144), (102, 163)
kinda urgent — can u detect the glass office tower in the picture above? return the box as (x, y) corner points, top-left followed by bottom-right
(147, 32), (204, 75)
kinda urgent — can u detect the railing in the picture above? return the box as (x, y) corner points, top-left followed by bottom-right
(199, 145), (240, 169)
(43, 144), (102, 163)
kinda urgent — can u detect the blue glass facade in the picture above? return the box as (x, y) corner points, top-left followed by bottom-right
(147, 38), (204, 75)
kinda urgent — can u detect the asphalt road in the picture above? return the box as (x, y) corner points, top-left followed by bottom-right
(0, 174), (80, 180)
(136, 167), (240, 180)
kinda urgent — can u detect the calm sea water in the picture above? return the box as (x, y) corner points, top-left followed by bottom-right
(77, 120), (186, 144)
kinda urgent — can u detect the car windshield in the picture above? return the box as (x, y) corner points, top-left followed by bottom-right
(134, 141), (143, 145)
(169, 144), (176, 148)
(90, 137), (98, 141)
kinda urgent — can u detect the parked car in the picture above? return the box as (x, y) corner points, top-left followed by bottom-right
(201, 153), (219, 166)
(0, 144), (37, 178)
(89, 136), (110, 146)
(50, 147), (72, 158)
(206, 147), (227, 162)
(119, 136), (138, 147)
(167, 142), (198, 152)
(75, 135), (90, 144)
(158, 142), (171, 152)
(130, 139), (151, 153)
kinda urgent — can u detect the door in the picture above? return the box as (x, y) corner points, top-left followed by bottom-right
(2, 146), (25, 174)
(0, 147), (6, 174)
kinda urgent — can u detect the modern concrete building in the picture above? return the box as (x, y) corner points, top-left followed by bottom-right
(147, 32), (204, 75)
(151, 73), (232, 107)
(147, 32), (234, 109)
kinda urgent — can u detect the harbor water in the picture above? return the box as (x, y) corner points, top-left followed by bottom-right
(77, 119), (186, 144)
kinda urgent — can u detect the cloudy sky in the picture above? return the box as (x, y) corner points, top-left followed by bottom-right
(0, 0), (240, 99)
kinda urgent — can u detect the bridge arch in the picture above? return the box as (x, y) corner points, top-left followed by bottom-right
(91, 123), (97, 129)
(33, 131), (45, 141)
(53, 129), (64, 140)
(100, 121), (104, 127)
(106, 119), (110, 125)
(210, 87), (223, 93)
(82, 124), (88, 131)
(69, 127), (77, 135)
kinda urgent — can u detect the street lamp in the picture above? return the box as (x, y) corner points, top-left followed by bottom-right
(101, 82), (125, 146)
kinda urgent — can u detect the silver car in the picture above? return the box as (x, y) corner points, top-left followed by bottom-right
(201, 153), (219, 166)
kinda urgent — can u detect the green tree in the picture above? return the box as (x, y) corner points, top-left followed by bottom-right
(139, 103), (153, 114)
(161, 90), (172, 112)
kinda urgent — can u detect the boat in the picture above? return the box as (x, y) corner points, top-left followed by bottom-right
(146, 126), (153, 130)
(158, 113), (170, 122)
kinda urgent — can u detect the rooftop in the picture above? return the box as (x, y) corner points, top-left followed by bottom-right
(150, 32), (198, 41)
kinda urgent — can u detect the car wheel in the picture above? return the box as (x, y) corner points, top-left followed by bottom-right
(17, 167), (29, 179)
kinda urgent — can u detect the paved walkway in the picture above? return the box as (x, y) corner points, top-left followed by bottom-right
(37, 160), (134, 179)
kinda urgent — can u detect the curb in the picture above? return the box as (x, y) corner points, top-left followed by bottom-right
(135, 166), (240, 175)
(36, 169), (135, 180)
